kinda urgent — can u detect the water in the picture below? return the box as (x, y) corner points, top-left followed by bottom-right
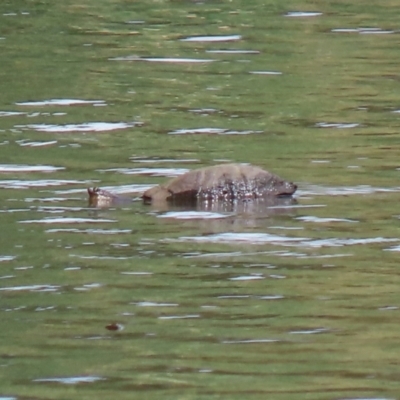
(1, 1), (400, 399)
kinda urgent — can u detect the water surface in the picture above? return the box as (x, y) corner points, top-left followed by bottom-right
(1, 1), (400, 399)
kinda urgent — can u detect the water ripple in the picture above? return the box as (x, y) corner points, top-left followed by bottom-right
(315, 122), (360, 129)
(16, 121), (140, 133)
(110, 56), (214, 63)
(170, 232), (398, 249)
(206, 49), (259, 55)
(0, 179), (92, 189)
(33, 376), (105, 384)
(222, 338), (279, 344)
(169, 128), (262, 135)
(249, 71), (282, 75)
(97, 167), (188, 177)
(17, 139), (58, 147)
(20, 217), (116, 224)
(180, 35), (241, 42)
(130, 156), (199, 163)
(299, 184), (400, 196)
(332, 27), (394, 34)
(134, 302), (178, 307)
(0, 256), (16, 262)
(289, 327), (330, 334)
(0, 284), (60, 292)
(229, 275), (264, 281)
(158, 314), (200, 320)
(16, 99), (106, 106)
(0, 164), (64, 173)
(158, 211), (230, 220)
(46, 228), (132, 234)
(284, 11), (322, 17)
(0, 111), (26, 117)
(296, 216), (357, 223)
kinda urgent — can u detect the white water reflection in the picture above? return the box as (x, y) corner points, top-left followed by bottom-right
(20, 217), (116, 224)
(284, 11), (322, 17)
(0, 284), (60, 292)
(33, 376), (105, 384)
(158, 314), (200, 319)
(384, 245), (400, 252)
(46, 228), (132, 234)
(222, 339), (279, 344)
(229, 275), (264, 281)
(97, 167), (188, 177)
(296, 216), (357, 223)
(289, 328), (330, 334)
(0, 179), (92, 189)
(206, 50), (259, 54)
(0, 256), (16, 262)
(0, 164), (64, 173)
(315, 122), (360, 129)
(332, 27), (394, 34)
(110, 56), (214, 63)
(0, 111), (26, 117)
(17, 121), (140, 133)
(174, 233), (307, 245)
(158, 211), (230, 220)
(16, 99), (106, 106)
(121, 271), (153, 275)
(249, 71), (282, 75)
(130, 157), (199, 163)
(299, 184), (400, 196)
(217, 294), (283, 300)
(189, 108), (219, 114)
(170, 232), (399, 249)
(135, 302), (178, 307)
(169, 128), (262, 135)
(180, 35), (241, 42)
(16, 139), (58, 147)
(71, 255), (134, 260)
(54, 184), (150, 195)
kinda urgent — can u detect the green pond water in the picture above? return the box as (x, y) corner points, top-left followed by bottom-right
(1, 1), (400, 399)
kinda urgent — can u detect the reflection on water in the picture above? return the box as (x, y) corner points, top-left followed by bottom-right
(20, 217), (116, 224)
(284, 11), (322, 17)
(17, 121), (141, 133)
(222, 339), (279, 344)
(158, 314), (200, 320)
(110, 56), (215, 63)
(33, 376), (105, 384)
(0, 164), (64, 172)
(206, 49), (260, 55)
(46, 228), (132, 234)
(0, 179), (92, 188)
(97, 167), (188, 177)
(0, 111), (26, 117)
(331, 27), (394, 34)
(168, 127), (263, 135)
(158, 211), (230, 220)
(298, 184), (400, 196)
(248, 71), (282, 75)
(130, 157), (199, 164)
(296, 216), (357, 223)
(315, 122), (360, 129)
(0, 284), (60, 292)
(16, 139), (58, 147)
(180, 35), (242, 42)
(16, 99), (106, 106)
(171, 232), (399, 248)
